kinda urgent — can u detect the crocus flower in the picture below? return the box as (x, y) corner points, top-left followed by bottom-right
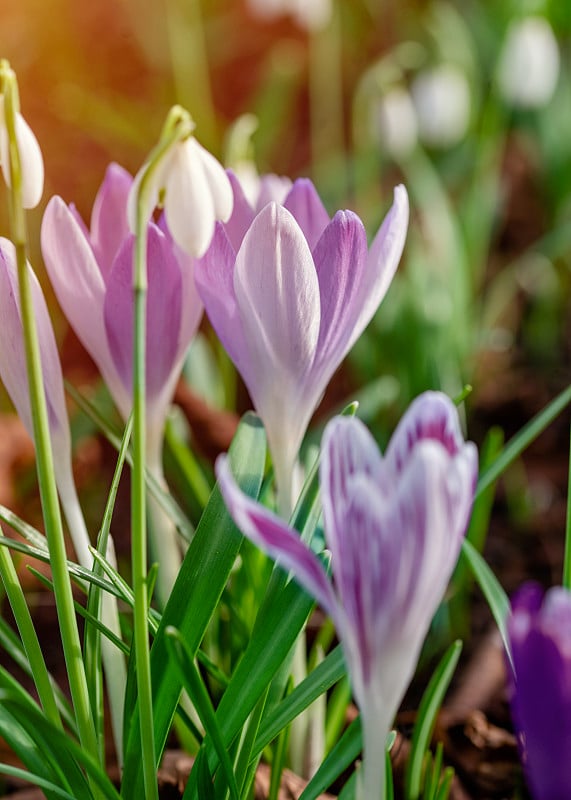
(196, 177), (409, 513)
(41, 163), (203, 474)
(508, 582), (571, 800)
(0, 96), (44, 208)
(128, 134), (233, 258)
(0, 238), (127, 754)
(217, 391), (478, 800)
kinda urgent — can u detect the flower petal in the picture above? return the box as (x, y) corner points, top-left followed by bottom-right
(234, 202), (320, 386)
(0, 238), (70, 458)
(0, 99), (44, 208)
(103, 224), (183, 405)
(194, 223), (250, 379)
(283, 179), (330, 251)
(356, 184), (409, 333)
(385, 391), (477, 475)
(311, 210), (368, 375)
(41, 196), (110, 369)
(165, 138), (232, 257)
(90, 163), (133, 279)
(233, 203), (321, 492)
(223, 170), (256, 252)
(216, 455), (337, 616)
(508, 585), (571, 800)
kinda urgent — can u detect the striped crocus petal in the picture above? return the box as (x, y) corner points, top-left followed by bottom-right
(283, 178), (330, 251)
(216, 455), (337, 618)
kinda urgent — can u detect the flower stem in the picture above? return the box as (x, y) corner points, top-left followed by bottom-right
(132, 186), (159, 800)
(0, 62), (100, 771)
(130, 110), (194, 798)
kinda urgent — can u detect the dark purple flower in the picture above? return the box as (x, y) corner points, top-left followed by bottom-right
(508, 582), (571, 800)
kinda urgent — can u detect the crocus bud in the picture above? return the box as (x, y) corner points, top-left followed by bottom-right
(508, 583), (571, 800)
(217, 391), (478, 800)
(0, 96), (44, 208)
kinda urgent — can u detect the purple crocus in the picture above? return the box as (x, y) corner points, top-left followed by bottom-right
(216, 391), (478, 799)
(40, 163), (203, 473)
(197, 176), (409, 513)
(508, 583), (571, 800)
(0, 237), (127, 753)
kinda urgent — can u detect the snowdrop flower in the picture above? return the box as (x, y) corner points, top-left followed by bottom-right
(196, 178), (408, 513)
(373, 86), (418, 160)
(508, 583), (571, 800)
(217, 391), (478, 800)
(247, 0), (332, 32)
(498, 17), (560, 109)
(411, 65), (471, 148)
(128, 132), (233, 258)
(0, 96), (43, 208)
(41, 163), (203, 473)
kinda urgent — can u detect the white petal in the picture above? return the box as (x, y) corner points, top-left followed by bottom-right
(0, 99), (44, 208)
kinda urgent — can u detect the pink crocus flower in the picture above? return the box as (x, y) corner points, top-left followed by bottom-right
(196, 176), (409, 513)
(41, 163), (203, 474)
(217, 391), (478, 800)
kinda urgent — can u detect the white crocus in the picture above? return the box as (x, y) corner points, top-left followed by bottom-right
(128, 134), (233, 258)
(498, 16), (560, 109)
(0, 96), (44, 208)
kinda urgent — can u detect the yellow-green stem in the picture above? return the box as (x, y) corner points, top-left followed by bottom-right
(1, 62), (100, 774)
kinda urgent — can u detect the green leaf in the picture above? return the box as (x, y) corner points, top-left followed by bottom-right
(460, 539), (511, 665)
(164, 626), (239, 800)
(121, 413), (267, 799)
(0, 763), (79, 800)
(476, 383), (571, 498)
(299, 716), (362, 800)
(406, 641), (462, 800)
(253, 645), (345, 757)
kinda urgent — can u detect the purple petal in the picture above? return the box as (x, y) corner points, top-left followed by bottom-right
(311, 210), (368, 375)
(41, 196), (110, 372)
(256, 174), (292, 211)
(90, 163), (133, 280)
(385, 391), (475, 475)
(233, 203), (320, 388)
(0, 238), (70, 455)
(283, 179), (331, 251)
(216, 455), (337, 616)
(103, 224), (182, 403)
(354, 185), (409, 336)
(232, 203), (321, 491)
(508, 585), (571, 800)
(223, 170), (256, 252)
(320, 411), (475, 694)
(194, 223), (251, 380)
